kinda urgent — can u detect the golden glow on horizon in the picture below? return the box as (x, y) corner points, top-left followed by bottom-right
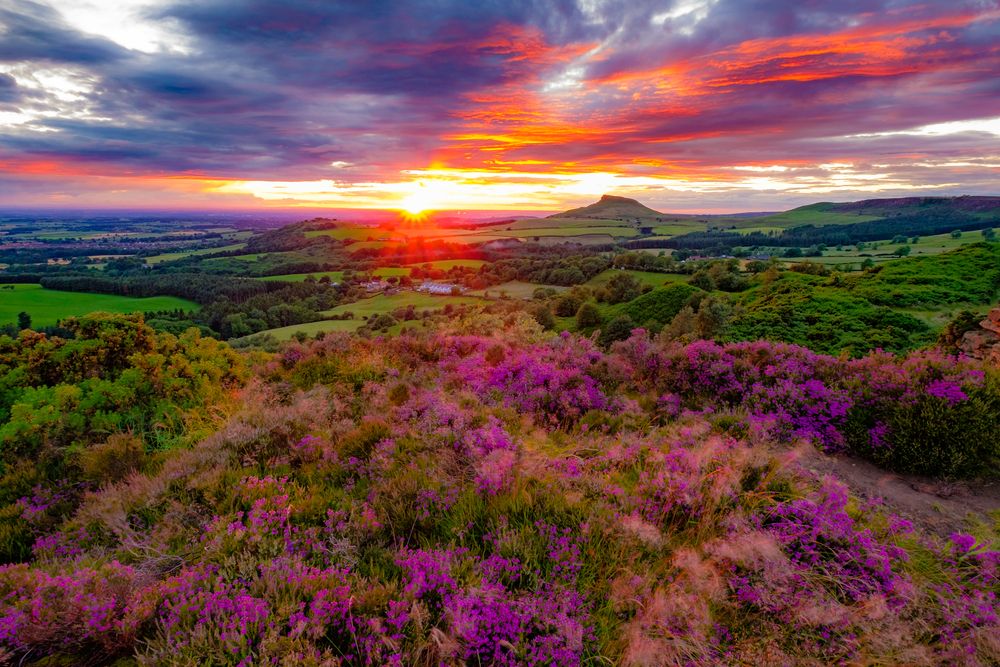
(211, 161), (962, 210)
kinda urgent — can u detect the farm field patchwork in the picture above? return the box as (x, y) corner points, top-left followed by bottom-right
(204, 252), (274, 262)
(505, 217), (636, 230)
(768, 231), (994, 269)
(145, 243), (248, 265)
(730, 207), (883, 229)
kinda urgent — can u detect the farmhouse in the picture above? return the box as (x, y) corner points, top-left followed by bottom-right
(362, 279), (390, 292)
(417, 280), (464, 295)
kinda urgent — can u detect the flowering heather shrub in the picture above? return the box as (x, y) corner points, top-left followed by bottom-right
(450, 332), (610, 424)
(0, 560), (155, 660)
(610, 332), (999, 475)
(396, 525), (591, 665)
(758, 478), (910, 604)
(924, 534), (1000, 663)
(2, 327), (998, 665)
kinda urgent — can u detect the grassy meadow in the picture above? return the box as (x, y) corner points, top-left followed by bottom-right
(145, 243), (248, 265)
(0, 284), (196, 327)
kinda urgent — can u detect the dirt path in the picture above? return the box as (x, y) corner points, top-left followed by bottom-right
(790, 444), (1000, 537)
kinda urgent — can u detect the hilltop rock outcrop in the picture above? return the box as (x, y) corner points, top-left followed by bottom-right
(960, 307), (1000, 365)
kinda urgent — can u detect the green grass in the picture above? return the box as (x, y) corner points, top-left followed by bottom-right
(259, 290), (486, 340)
(650, 221), (707, 236)
(321, 292), (484, 318)
(304, 228), (390, 241)
(733, 204), (883, 229)
(470, 281), (567, 299)
(345, 241), (398, 252)
(768, 231), (994, 270)
(204, 252), (272, 262)
(505, 217), (635, 230)
(0, 284), (197, 327)
(586, 269), (689, 289)
(848, 242), (1000, 307)
(408, 259), (488, 270)
(495, 227), (641, 238)
(373, 267), (411, 277)
(145, 243), (247, 265)
(258, 318), (364, 340)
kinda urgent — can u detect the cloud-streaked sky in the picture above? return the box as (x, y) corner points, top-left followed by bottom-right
(0, 0), (998, 213)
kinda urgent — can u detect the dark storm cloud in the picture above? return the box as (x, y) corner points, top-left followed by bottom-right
(156, 0), (593, 95)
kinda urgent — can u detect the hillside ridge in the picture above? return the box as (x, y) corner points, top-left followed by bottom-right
(549, 194), (666, 221)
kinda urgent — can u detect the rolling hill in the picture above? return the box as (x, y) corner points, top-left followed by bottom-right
(548, 194), (668, 221)
(734, 195), (1000, 230)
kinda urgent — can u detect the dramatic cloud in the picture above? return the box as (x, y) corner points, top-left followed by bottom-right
(0, 0), (998, 211)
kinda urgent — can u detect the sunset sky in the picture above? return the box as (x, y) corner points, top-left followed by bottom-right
(0, 0), (998, 213)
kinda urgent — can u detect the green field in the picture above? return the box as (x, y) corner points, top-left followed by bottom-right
(0, 284), (197, 327)
(470, 281), (567, 299)
(505, 217), (635, 230)
(586, 269), (689, 288)
(731, 205), (883, 229)
(770, 231), (991, 269)
(304, 228), (390, 241)
(650, 221), (707, 236)
(495, 227), (641, 238)
(145, 243), (247, 265)
(258, 318), (364, 340)
(204, 252), (273, 262)
(373, 267), (411, 277)
(256, 291), (485, 340)
(321, 292), (483, 318)
(408, 259), (488, 270)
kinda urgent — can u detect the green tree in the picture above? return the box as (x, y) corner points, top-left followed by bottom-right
(16, 312), (31, 331)
(983, 227), (996, 241)
(554, 293), (583, 317)
(894, 245), (911, 257)
(531, 305), (556, 331)
(599, 315), (635, 347)
(694, 295), (733, 339)
(575, 302), (603, 329)
(603, 273), (643, 304)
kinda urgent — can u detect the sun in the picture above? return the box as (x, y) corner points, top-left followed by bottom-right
(398, 182), (440, 217)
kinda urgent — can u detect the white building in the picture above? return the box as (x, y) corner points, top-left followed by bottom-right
(417, 281), (464, 295)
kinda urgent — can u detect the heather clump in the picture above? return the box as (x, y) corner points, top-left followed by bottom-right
(756, 478), (910, 605)
(449, 332), (611, 425)
(0, 560), (157, 662)
(610, 331), (1000, 474)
